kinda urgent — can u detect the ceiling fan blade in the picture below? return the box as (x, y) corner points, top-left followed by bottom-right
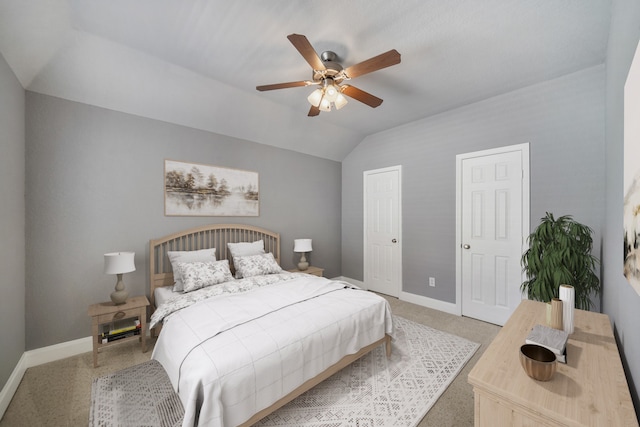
(256, 81), (313, 91)
(287, 34), (326, 71)
(344, 49), (401, 79)
(308, 105), (320, 117)
(341, 85), (383, 108)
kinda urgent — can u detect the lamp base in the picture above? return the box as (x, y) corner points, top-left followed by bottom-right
(298, 253), (309, 271)
(110, 274), (129, 305)
(111, 290), (129, 305)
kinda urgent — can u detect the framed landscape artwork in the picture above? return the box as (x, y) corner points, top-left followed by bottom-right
(624, 41), (640, 296)
(164, 160), (259, 217)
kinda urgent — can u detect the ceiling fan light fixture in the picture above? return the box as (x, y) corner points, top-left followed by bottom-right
(324, 84), (339, 102)
(334, 93), (348, 110)
(307, 88), (323, 107)
(319, 97), (332, 112)
(257, 34), (400, 116)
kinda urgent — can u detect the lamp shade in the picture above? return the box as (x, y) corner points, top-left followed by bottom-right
(293, 239), (312, 253)
(324, 82), (339, 102)
(307, 89), (323, 107)
(104, 252), (136, 275)
(318, 97), (331, 112)
(334, 93), (348, 110)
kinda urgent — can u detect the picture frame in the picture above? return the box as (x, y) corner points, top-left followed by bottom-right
(623, 41), (640, 296)
(164, 159), (259, 217)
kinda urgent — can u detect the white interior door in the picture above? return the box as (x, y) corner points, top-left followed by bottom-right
(457, 144), (529, 326)
(364, 166), (401, 297)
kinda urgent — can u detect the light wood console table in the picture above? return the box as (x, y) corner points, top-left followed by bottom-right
(468, 299), (638, 426)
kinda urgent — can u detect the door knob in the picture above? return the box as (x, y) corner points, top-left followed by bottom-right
(463, 244), (470, 249)
(392, 239), (397, 243)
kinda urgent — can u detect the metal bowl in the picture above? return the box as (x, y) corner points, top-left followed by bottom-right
(519, 344), (557, 381)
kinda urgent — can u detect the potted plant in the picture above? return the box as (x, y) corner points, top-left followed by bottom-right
(521, 212), (600, 310)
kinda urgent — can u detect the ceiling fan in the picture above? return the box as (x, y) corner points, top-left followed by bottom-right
(256, 34), (401, 117)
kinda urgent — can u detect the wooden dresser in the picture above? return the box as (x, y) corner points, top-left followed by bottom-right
(468, 299), (638, 426)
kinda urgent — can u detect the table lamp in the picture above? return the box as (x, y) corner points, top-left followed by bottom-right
(293, 239), (312, 271)
(104, 251), (135, 305)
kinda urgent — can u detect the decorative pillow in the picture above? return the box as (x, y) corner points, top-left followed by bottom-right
(227, 240), (266, 277)
(174, 260), (234, 293)
(227, 240), (265, 259)
(167, 248), (216, 292)
(234, 252), (282, 279)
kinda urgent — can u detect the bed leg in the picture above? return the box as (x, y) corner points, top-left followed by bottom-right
(385, 334), (392, 358)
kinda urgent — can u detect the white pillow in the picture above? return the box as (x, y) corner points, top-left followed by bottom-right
(227, 240), (265, 259)
(167, 248), (216, 292)
(174, 260), (234, 293)
(234, 252), (282, 279)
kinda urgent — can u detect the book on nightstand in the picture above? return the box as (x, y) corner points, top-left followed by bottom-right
(101, 319), (141, 343)
(525, 324), (569, 363)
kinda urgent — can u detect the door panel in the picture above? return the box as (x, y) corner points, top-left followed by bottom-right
(461, 150), (524, 325)
(364, 167), (401, 297)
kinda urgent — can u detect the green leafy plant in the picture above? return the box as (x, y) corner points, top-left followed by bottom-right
(521, 212), (600, 310)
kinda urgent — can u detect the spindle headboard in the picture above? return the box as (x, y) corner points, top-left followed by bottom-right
(149, 224), (280, 307)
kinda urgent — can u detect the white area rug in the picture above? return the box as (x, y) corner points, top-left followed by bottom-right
(90, 359), (184, 427)
(255, 315), (480, 427)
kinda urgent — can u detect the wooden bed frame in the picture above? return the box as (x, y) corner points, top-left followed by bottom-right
(149, 223), (281, 309)
(148, 223), (391, 426)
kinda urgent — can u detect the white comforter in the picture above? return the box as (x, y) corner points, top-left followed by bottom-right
(152, 275), (393, 427)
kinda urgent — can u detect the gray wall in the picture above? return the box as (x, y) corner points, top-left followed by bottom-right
(603, 0), (640, 411)
(342, 65), (605, 304)
(25, 92), (341, 350)
(0, 54), (25, 387)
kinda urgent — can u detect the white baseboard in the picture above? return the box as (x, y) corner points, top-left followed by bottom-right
(24, 336), (93, 368)
(0, 336), (92, 420)
(400, 291), (460, 315)
(0, 353), (27, 419)
(333, 276), (366, 289)
(337, 276), (459, 316)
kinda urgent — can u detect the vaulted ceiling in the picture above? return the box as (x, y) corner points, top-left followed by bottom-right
(0, 0), (612, 161)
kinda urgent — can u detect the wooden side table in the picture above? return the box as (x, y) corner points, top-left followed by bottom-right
(88, 295), (150, 367)
(288, 266), (324, 277)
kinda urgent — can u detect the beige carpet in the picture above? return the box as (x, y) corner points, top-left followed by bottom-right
(0, 295), (500, 427)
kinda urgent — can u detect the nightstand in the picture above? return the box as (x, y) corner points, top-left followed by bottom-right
(288, 265), (324, 277)
(88, 295), (149, 367)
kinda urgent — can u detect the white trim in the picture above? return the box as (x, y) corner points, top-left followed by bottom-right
(334, 276), (366, 290)
(400, 291), (459, 315)
(24, 336), (93, 368)
(363, 165), (403, 298)
(0, 336), (92, 420)
(455, 143), (530, 319)
(0, 353), (27, 419)
(339, 275), (457, 315)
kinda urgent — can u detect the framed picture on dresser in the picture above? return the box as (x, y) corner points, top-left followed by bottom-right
(164, 159), (259, 217)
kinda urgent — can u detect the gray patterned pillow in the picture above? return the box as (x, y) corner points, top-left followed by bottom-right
(167, 248), (216, 292)
(175, 259), (234, 293)
(234, 252), (282, 279)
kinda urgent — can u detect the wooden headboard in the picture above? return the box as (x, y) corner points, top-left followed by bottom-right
(149, 224), (280, 307)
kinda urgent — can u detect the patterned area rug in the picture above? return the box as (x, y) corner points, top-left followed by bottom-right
(256, 315), (480, 427)
(89, 316), (478, 427)
(89, 359), (184, 427)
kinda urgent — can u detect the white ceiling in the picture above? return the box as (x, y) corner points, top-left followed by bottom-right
(0, 0), (612, 161)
